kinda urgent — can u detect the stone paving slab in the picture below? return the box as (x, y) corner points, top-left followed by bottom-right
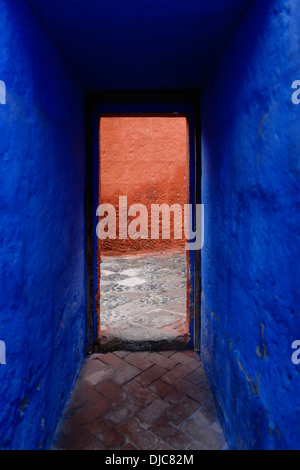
(99, 252), (188, 351)
(53, 350), (227, 451)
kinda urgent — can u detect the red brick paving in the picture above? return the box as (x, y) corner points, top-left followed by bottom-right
(122, 379), (157, 405)
(161, 363), (191, 384)
(121, 442), (138, 450)
(110, 364), (141, 386)
(185, 366), (206, 385)
(164, 396), (201, 426)
(85, 418), (125, 449)
(171, 351), (202, 370)
(97, 352), (126, 370)
(150, 420), (193, 450)
(95, 380), (126, 403)
(173, 378), (212, 403)
(136, 364), (167, 386)
(74, 397), (113, 426)
(53, 350), (226, 450)
(136, 397), (171, 426)
(84, 441), (107, 450)
(124, 353), (153, 371)
(149, 378), (185, 404)
(144, 351), (178, 370)
(113, 351), (131, 359)
(119, 419), (162, 450)
(103, 396), (141, 427)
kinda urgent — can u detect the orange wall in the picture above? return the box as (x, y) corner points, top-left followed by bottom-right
(99, 116), (187, 255)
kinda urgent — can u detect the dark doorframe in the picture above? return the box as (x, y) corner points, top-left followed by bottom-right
(193, 103), (202, 353)
(85, 91), (202, 354)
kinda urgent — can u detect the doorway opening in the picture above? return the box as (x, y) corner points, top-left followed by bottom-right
(97, 115), (191, 351)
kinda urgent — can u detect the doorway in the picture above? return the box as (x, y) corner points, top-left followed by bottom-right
(87, 98), (200, 353)
(98, 116), (189, 350)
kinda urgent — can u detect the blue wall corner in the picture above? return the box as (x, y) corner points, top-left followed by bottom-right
(0, 0), (87, 449)
(200, 0), (300, 450)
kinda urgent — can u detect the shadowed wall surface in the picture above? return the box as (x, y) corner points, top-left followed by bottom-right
(99, 117), (187, 255)
(200, 0), (300, 450)
(0, 0), (86, 449)
(24, 0), (253, 91)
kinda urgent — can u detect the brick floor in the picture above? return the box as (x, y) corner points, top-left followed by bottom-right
(53, 350), (227, 450)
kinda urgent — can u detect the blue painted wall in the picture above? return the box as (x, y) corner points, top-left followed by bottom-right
(200, 0), (300, 450)
(0, 0), (86, 449)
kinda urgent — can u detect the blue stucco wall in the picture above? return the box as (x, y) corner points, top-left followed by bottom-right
(0, 0), (86, 449)
(200, 0), (300, 449)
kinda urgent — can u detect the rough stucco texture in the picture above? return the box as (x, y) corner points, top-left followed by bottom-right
(99, 117), (187, 255)
(0, 0), (86, 449)
(200, 0), (300, 450)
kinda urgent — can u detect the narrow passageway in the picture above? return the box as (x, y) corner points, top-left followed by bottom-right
(0, 0), (298, 452)
(97, 115), (190, 353)
(99, 252), (188, 351)
(53, 351), (227, 450)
